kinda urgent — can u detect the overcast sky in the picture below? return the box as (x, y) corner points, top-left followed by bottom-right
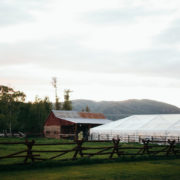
(0, 0), (180, 107)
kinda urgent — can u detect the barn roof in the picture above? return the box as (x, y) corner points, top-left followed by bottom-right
(52, 110), (111, 124)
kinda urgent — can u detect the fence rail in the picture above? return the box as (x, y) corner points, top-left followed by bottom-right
(0, 139), (180, 164)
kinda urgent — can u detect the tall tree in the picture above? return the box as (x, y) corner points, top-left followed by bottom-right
(17, 96), (52, 135)
(52, 77), (61, 110)
(62, 89), (72, 110)
(0, 85), (52, 135)
(27, 96), (52, 134)
(0, 85), (26, 133)
(85, 105), (90, 112)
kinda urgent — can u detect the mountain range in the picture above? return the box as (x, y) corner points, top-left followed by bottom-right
(72, 99), (180, 120)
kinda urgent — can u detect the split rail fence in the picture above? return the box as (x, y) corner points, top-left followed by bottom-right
(0, 139), (180, 165)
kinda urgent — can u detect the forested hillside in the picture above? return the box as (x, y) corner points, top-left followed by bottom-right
(72, 99), (180, 120)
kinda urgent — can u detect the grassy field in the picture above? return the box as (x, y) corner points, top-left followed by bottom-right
(0, 137), (180, 179)
(0, 159), (180, 180)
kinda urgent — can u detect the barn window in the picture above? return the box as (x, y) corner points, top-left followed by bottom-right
(46, 131), (50, 134)
(54, 131), (57, 134)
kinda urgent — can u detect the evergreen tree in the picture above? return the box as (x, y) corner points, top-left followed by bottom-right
(0, 85), (52, 134)
(17, 96), (52, 134)
(0, 85), (26, 133)
(62, 89), (72, 110)
(85, 105), (90, 112)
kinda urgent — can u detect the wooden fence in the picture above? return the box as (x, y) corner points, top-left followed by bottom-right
(0, 139), (180, 164)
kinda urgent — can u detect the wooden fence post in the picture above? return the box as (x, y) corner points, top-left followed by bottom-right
(166, 140), (176, 156)
(109, 138), (121, 159)
(143, 139), (150, 154)
(137, 139), (150, 155)
(72, 140), (84, 160)
(24, 139), (35, 163)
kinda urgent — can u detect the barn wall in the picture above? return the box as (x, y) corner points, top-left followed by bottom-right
(44, 112), (74, 139)
(44, 125), (61, 139)
(44, 112), (60, 126)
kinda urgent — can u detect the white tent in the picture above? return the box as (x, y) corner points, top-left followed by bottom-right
(90, 114), (180, 141)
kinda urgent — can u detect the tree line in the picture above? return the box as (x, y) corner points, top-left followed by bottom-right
(0, 85), (72, 135)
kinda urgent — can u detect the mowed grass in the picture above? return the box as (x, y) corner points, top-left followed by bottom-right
(0, 137), (180, 179)
(0, 159), (180, 180)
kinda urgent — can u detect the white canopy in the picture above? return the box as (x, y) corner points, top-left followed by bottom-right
(90, 114), (180, 140)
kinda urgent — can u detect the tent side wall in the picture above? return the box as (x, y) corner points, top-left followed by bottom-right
(90, 115), (180, 142)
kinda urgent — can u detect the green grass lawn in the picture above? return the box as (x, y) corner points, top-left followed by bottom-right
(0, 137), (180, 179)
(0, 159), (180, 180)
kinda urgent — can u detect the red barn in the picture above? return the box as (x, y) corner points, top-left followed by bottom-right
(44, 110), (111, 139)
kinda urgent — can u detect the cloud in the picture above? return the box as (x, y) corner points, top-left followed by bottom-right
(0, 0), (49, 26)
(0, 37), (180, 80)
(120, 48), (180, 78)
(156, 19), (180, 44)
(83, 7), (174, 25)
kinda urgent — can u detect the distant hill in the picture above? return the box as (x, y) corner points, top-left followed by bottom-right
(72, 99), (180, 120)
